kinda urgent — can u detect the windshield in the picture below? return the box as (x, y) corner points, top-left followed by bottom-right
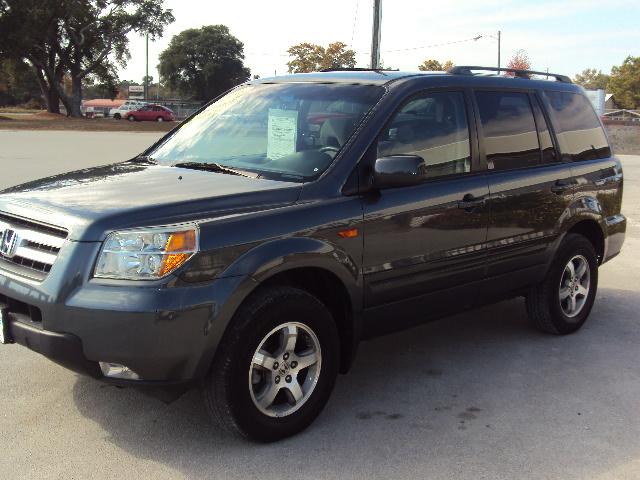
(148, 83), (384, 181)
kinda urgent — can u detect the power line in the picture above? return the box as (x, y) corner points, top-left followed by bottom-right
(245, 34), (485, 58)
(373, 35), (482, 54)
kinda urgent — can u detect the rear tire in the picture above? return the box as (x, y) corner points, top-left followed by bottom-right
(526, 233), (598, 334)
(156, 116), (164, 122)
(113, 113), (121, 120)
(203, 286), (339, 442)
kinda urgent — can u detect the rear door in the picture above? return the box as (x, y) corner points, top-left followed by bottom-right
(475, 89), (575, 296)
(362, 90), (490, 334)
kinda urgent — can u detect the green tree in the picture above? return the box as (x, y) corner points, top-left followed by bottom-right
(573, 68), (610, 90)
(418, 59), (454, 71)
(287, 42), (356, 73)
(608, 56), (640, 108)
(159, 25), (250, 101)
(0, 58), (42, 106)
(0, 0), (174, 116)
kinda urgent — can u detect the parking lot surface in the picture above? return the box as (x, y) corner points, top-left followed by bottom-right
(0, 130), (639, 480)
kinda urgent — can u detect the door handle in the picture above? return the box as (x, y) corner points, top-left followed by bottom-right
(550, 179), (576, 194)
(457, 193), (485, 211)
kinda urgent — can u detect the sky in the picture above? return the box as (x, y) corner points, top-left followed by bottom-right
(119, 0), (640, 83)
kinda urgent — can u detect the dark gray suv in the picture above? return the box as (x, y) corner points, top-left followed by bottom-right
(0, 67), (626, 441)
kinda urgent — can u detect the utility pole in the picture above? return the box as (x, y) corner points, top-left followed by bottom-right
(497, 30), (501, 70)
(370, 0), (382, 69)
(145, 34), (149, 101)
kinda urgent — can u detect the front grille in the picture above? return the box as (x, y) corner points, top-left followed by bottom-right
(0, 213), (67, 280)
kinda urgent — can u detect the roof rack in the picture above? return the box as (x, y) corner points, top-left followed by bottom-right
(448, 66), (572, 83)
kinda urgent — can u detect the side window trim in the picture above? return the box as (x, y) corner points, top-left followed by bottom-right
(373, 88), (476, 183)
(531, 91), (563, 164)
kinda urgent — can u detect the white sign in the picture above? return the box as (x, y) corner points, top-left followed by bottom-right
(129, 85), (144, 99)
(585, 89), (606, 116)
(267, 109), (298, 160)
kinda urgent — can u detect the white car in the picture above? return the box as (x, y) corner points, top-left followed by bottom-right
(110, 101), (147, 120)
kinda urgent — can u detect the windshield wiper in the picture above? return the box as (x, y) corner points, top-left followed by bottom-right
(131, 155), (158, 165)
(171, 161), (254, 178)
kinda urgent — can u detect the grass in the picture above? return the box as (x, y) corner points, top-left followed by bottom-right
(0, 115), (176, 132)
(0, 106), (46, 114)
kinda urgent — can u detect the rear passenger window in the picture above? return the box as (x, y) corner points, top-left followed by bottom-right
(541, 91), (611, 161)
(378, 92), (471, 180)
(475, 91), (540, 170)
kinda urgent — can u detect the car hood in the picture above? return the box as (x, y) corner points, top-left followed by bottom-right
(0, 162), (302, 241)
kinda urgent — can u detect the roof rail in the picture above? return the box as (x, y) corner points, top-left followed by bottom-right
(319, 67), (399, 72)
(448, 65), (572, 83)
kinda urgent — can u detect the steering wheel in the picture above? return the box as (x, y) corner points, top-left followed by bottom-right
(319, 146), (340, 158)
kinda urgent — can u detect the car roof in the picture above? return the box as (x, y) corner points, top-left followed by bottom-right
(251, 69), (581, 93)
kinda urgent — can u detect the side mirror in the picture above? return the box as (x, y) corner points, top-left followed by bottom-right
(373, 155), (427, 189)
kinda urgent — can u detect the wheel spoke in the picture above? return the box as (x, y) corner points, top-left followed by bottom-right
(566, 260), (576, 280)
(559, 287), (571, 300)
(252, 350), (277, 370)
(295, 350), (318, 370)
(257, 383), (280, 409)
(568, 295), (577, 314)
(575, 260), (588, 281)
(577, 285), (589, 297)
(285, 380), (304, 404)
(282, 325), (298, 353)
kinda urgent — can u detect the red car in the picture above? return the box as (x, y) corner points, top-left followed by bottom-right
(126, 104), (175, 122)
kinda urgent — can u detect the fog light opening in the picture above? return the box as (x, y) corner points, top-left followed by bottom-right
(99, 362), (141, 380)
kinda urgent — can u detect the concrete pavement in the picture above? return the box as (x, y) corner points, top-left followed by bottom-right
(0, 130), (639, 479)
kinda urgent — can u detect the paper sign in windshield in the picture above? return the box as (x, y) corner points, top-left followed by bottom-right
(267, 109), (298, 160)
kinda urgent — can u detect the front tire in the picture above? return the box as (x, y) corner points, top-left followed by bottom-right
(526, 233), (599, 334)
(204, 286), (339, 442)
(127, 115), (135, 122)
(113, 113), (121, 120)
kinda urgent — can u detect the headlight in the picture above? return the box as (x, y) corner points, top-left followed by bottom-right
(94, 225), (199, 280)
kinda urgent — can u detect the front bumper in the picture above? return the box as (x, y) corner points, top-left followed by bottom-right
(0, 241), (253, 384)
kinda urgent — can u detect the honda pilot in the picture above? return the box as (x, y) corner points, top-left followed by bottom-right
(0, 67), (626, 442)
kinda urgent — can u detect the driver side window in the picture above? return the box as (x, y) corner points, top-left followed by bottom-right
(378, 91), (471, 179)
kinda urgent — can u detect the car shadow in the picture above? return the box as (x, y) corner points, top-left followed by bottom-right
(72, 288), (640, 479)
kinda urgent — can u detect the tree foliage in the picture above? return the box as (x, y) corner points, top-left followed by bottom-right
(418, 59), (454, 71)
(287, 42), (356, 73)
(0, 0), (174, 116)
(506, 49), (531, 71)
(608, 56), (640, 109)
(573, 68), (610, 90)
(158, 25), (250, 101)
(0, 58), (42, 107)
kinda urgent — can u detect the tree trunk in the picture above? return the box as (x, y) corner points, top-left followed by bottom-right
(68, 75), (83, 118)
(34, 67), (60, 114)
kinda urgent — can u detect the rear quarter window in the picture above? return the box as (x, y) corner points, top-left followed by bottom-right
(541, 91), (611, 161)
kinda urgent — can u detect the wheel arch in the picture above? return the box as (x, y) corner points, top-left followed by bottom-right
(566, 219), (605, 264)
(258, 266), (360, 374)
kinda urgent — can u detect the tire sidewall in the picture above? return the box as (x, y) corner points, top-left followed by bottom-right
(213, 288), (339, 442)
(546, 236), (599, 334)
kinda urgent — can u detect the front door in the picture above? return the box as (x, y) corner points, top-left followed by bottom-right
(362, 90), (490, 335)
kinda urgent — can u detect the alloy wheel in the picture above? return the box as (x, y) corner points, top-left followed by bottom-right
(559, 254), (591, 318)
(248, 322), (322, 418)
